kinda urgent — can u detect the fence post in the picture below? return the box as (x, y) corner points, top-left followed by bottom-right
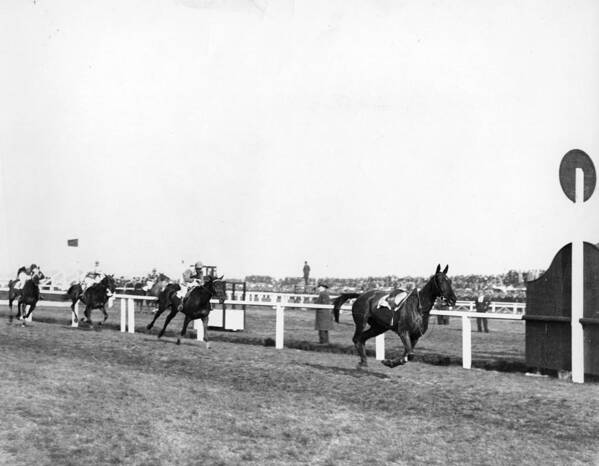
(275, 298), (286, 349)
(120, 298), (127, 332)
(462, 315), (472, 369)
(375, 334), (385, 360)
(195, 318), (204, 341)
(469, 302), (474, 312)
(127, 298), (135, 334)
(72, 302), (79, 328)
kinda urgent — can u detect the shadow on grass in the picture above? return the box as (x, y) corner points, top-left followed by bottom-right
(303, 362), (391, 380)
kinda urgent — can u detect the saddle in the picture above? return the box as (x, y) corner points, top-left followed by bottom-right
(373, 289), (412, 328)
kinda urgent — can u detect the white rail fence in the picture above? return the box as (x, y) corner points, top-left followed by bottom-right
(0, 290), (524, 370)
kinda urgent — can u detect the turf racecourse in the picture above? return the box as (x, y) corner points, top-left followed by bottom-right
(1, 307), (598, 465)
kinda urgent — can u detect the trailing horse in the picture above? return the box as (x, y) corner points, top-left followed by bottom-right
(8, 274), (41, 324)
(146, 276), (226, 347)
(67, 275), (116, 327)
(333, 265), (457, 368)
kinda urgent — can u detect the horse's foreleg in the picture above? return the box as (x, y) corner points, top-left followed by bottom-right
(99, 306), (108, 327)
(24, 302), (36, 319)
(157, 306), (178, 339)
(84, 305), (93, 326)
(176, 315), (192, 345)
(147, 306), (166, 330)
(382, 330), (412, 368)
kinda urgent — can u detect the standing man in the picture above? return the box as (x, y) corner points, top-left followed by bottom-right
(303, 261), (311, 287)
(475, 289), (490, 333)
(314, 281), (332, 344)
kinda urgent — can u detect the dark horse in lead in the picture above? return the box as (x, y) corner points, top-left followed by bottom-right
(146, 275), (227, 347)
(333, 265), (456, 368)
(67, 275), (116, 327)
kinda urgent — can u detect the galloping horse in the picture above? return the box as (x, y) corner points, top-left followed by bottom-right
(8, 274), (41, 324)
(67, 275), (116, 327)
(333, 265), (457, 368)
(147, 276), (226, 347)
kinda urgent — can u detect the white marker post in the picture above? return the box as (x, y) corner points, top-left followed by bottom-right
(462, 315), (472, 369)
(71, 302), (79, 327)
(120, 298), (127, 332)
(571, 168), (584, 383)
(195, 318), (204, 342)
(375, 334), (385, 360)
(127, 298), (135, 334)
(275, 299), (285, 349)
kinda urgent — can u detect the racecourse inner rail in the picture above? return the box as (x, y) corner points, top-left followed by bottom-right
(0, 288), (524, 370)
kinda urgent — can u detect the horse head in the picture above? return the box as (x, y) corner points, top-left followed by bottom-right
(432, 264), (457, 306)
(101, 275), (117, 294)
(205, 275), (226, 304)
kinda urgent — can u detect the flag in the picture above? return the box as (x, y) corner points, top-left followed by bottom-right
(67, 239), (79, 247)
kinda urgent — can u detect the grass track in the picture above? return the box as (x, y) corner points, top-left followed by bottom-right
(1, 307), (598, 465)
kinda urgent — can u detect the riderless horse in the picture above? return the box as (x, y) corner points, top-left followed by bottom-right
(146, 275), (226, 347)
(333, 265), (457, 368)
(67, 275), (116, 328)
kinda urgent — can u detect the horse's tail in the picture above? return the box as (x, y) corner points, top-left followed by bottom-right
(332, 293), (360, 323)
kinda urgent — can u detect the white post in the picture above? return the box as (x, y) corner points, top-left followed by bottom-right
(572, 167), (584, 383)
(71, 302), (79, 327)
(127, 298), (135, 334)
(120, 298), (127, 332)
(275, 301), (285, 349)
(375, 334), (385, 360)
(195, 319), (204, 341)
(462, 315), (472, 369)
(469, 302), (474, 312)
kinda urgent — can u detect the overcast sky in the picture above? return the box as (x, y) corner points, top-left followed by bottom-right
(1, 0), (598, 280)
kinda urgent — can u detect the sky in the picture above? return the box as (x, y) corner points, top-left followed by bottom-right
(1, 0), (598, 281)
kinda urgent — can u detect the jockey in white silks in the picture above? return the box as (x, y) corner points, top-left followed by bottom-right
(176, 261), (204, 308)
(15, 264), (46, 290)
(82, 261), (104, 291)
(82, 261), (114, 306)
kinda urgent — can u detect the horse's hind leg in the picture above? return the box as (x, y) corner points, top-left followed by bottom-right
(176, 315), (192, 345)
(356, 324), (386, 368)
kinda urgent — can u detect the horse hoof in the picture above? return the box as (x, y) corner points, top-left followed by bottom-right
(381, 359), (393, 368)
(146, 324), (152, 330)
(407, 354), (414, 362)
(356, 362), (368, 370)
(176, 338), (181, 345)
(205, 342), (211, 350)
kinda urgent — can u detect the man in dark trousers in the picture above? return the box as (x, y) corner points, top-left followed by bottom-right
(314, 281), (332, 344)
(303, 261), (311, 286)
(475, 289), (490, 332)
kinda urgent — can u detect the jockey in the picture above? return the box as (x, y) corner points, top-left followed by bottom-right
(14, 265), (30, 290)
(15, 264), (46, 290)
(82, 261), (105, 291)
(176, 261), (204, 308)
